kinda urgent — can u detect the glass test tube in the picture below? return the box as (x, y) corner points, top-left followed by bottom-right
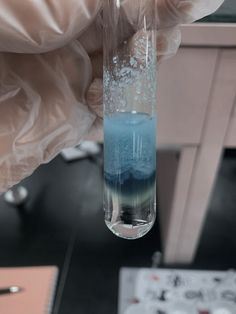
(103, 0), (157, 239)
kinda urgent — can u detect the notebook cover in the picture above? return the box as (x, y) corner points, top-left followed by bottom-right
(0, 266), (58, 314)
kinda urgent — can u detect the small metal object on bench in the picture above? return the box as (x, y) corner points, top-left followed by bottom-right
(4, 185), (28, 207)
(61, 141), (101, 162)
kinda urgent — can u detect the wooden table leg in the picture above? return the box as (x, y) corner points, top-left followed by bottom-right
(174, 49), (236, 264)
(158, 147), (197, 264)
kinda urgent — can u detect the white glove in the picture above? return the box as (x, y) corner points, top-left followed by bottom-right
(0, 0), (224, 192)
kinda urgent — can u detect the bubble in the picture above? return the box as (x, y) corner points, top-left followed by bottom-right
(113, 56), (118, 64)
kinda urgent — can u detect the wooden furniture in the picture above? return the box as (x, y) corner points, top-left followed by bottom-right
(158, 23), (236, 264)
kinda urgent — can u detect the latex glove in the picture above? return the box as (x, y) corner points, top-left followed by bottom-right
(0, 0), (224, 192)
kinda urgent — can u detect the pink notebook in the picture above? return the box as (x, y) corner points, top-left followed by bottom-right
(0, 266), (58, 314)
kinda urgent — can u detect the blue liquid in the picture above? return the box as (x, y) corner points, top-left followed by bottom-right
(104, 112), (156, 239)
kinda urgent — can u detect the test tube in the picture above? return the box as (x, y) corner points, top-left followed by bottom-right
(103, 0), (157, 239)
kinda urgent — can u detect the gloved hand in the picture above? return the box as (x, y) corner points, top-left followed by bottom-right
(0, 0), (224, 192)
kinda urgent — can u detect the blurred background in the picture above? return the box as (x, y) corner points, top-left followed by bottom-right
(0, 1), (236, 314)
